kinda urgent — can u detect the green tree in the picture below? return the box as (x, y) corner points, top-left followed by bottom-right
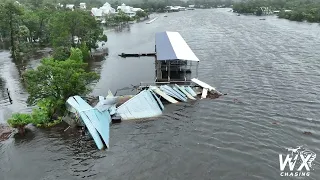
(23, 51), (100, 118)
(49, 10), (106, 49)
(80, 42), (90, 60)
(69, 47), (83, 62)
(52, 46), (70, 61)
(7, 113), (31, 134)
(0, 1), (23, 59)
(233, 0), (320, 23)
(35, 8), (53, 44)
(256, 8), (263, 16)
(21, 9), (40, 42)
(134, 10), (148, 19)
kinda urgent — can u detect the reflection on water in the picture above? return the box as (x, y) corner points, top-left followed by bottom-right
(12, 129), (36, 144)
(114, 24), (131, 33)
(0, 77), (6, 100)
(0, 44), (107, 124)
(1, 8), (320, 180)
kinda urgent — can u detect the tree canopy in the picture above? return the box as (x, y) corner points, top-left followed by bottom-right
(49, 9), (105, 49)
(7, 47), (100, 129)
(0, 0), (107, 60)
(24, 55), (99, 107)
(233, 0), (320, 22)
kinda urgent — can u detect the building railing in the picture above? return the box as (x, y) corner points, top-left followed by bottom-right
(140, 80), (193, 87)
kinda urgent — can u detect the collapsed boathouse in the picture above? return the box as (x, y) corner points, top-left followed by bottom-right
(66, 31), (222, 150)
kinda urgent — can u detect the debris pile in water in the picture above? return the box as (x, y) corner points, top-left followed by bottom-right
(0, 124), (13, 141)
(64, 78), (223, 150)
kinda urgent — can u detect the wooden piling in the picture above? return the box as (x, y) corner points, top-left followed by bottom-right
(7, 88), (12, 104)
(118, 52), (156, 58)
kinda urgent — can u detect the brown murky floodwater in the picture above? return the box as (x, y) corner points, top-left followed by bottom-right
(1, 9), (320, 180)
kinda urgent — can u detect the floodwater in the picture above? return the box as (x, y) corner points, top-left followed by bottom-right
(1, 8), (320, 180)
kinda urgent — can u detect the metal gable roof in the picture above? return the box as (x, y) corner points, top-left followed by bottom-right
(155, 31), (200, 62)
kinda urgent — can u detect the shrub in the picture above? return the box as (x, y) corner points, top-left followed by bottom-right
(53, 46), (70, 61)
(31, 108), (50, 126)
(80, 42), (90, 60)
(7, 113), (31, 128)
(69, 47), (83, 62)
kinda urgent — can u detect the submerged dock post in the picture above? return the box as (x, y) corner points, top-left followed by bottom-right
(7, 88), (12, 104)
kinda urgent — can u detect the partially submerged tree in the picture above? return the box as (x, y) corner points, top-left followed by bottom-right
(134, 10), (148, 20)
(7, 113), (31, 135)
(23, 49), (100, 119)
(49, 10), (107, 50)
(52, 46), (71, 61)
(0, 1), (23, 59)
(105, 10), (132, 26)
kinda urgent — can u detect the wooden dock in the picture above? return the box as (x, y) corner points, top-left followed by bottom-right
(118, 53), (156, 58)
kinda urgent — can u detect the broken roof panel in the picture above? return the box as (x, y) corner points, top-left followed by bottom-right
(155, 31), (200, 62)
(116, 90), (163, 120)
(66, 96), (110, 149)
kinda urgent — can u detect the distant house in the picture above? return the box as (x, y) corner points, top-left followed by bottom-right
(175, 6), (186, 11)
(91, 8), (103, 21)
(80, 3), (86, 10)
(165, 6), (180, 12)
(57, 3), (63, 8)
(100, 2), (116, 14)
(91, 2), (116, 21)
(258, 7), (273, 15)
(66, 4), (75, 10)
(117, 3), (143, 17)
(132, 8), (144, 12)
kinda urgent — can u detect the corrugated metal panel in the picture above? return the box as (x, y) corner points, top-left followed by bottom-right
(67, 96), (104, 150)
(160, 85), (187, 102)
(175, 84), (196, 100)
(159, 86), (178, 99)
(67, 96), (110, 149)
(191, 78), (216, 91)
(117, 90), (163, 120)
(150, 86), (179, 104)
(172, 86), (187, 98)
(185, 86), (197, 97)
(155, 31), (200, 61)
(191, 78), (222, 95)
(149, 90), (165, 110)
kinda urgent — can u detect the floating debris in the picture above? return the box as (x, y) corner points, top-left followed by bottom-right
(0, 124), (13, 141)
(303, 131), (312, 135)
(146, 17), (158, 24)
